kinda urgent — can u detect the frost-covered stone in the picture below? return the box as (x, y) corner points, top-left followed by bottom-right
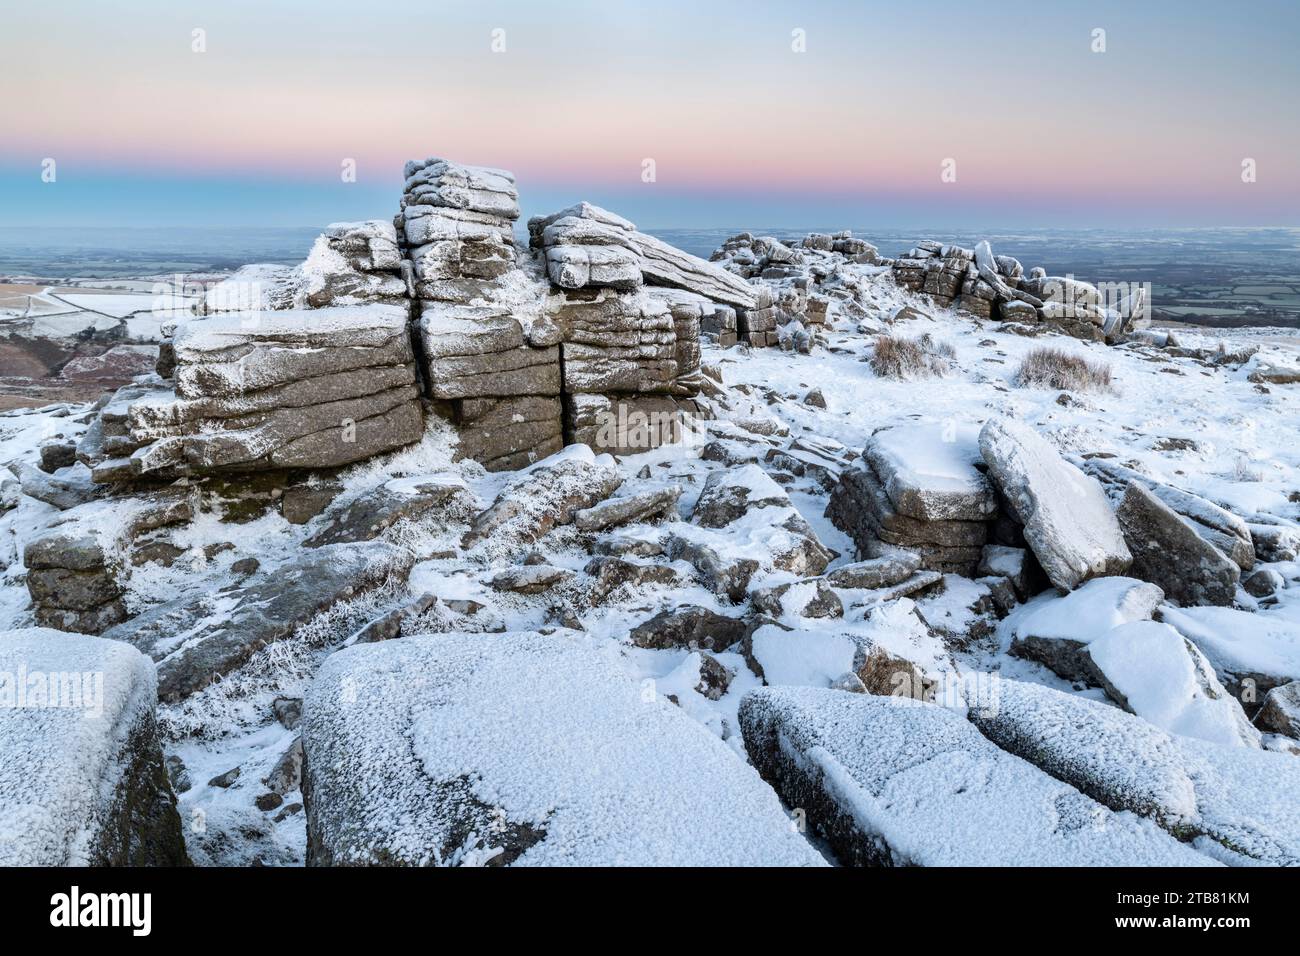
(1116, 482), (1239, 606)
(1256, 681), (1300, 738)
(969, 679), (1300, 865)
(681, 466), (831, 578)
(91, 306), (425, 481)
(863, 423), (998, 522)
(629, 606), (752, 652)
(489, 564), (573, 594)
(103, 540), (413, 702)
(825, 547), (922, 590)
(1159, 605), (1300, 702)
(825, 458), (988, 575)
(977, 544), (1033, 599)
(573, 485), (681, 532)
(461, 446), (623, 551)
(0, 629), (187, 865)
(1010, 577), (1165, 682)
(739, 686), (1207, 866)
(11, 460), (98, 510)
(1083, 458), (1255, 572)
(692, 465), (790, 528)
(751, 579), (844, 620)
(530, 202), (756, 308)
(303, 478), (467, 549)
(304, 631), (825, 866)
(1088, 621), (1261, 748)
(979, 417), (1131, 592)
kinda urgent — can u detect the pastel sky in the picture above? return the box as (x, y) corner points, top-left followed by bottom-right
(2, 0), (1297, 229)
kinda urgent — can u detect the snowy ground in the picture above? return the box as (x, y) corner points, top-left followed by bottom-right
(2, 265), (1299, 865)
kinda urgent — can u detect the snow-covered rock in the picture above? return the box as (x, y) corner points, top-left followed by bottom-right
(1256, 681), (1300, 738)
(461, 445), (623, 552)
(1083, 458), (1255, 571)
(1087, 621), (1261, 748)
(970, 679), (1300, 865)
(863, 423), (998, 522)
(1115, 481), (1239, 606)
(0, 629), (187, 865)
(103, 540), (413, 702)
(303, 631), (826, 866)
(1159, 605), (1300, 702)
(979, 416), (1131, 592)
(1010, 576), (1165, 682)
(739, 686), (1208, 866)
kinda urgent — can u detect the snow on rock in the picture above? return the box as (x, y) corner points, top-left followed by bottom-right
(103, 540), (413, 702)
(1087, 621), (1261, 749)
(738, 686), (1209, 866)
(303, 630), (826, 866)
(1256, 681), (1300, 738)
(862, 422), (997, 522)
(1083, 458), (1256, 572)
(0, 628), (187, 865)
(1009, 576), (1165, 682)
(747, 598), (950, 694)
(460, 444), (623, 552)
(979, 416), (1131, 592)
(970, 679), (1300, 865)
(1115, 482), (1239, 607)
(1159, 605), (1300, 701)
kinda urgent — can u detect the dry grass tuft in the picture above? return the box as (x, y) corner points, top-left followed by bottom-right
(1014, 347), (1112, 393)
(870, 333), (956, 379)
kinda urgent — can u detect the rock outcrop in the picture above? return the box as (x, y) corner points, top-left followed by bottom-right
(890, 239), (1146, 343)
(83, 306), (425, 482)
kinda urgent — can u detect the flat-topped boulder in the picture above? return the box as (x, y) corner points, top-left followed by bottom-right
(970, 679), (1300, 865)
(170, 305), (414, 397)
(863, 423), (998, 522)
(739, 686), (1208, 866)
(0, 629), (187, 865)
(303, 631), (827, 866)
(979, 416), (1131, 591)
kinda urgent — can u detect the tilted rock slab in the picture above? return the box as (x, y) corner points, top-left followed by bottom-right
(1116, 481), (1239, 606)
(979, 416), (1131, 591)
(969, 678), (1299, 865)
(529, 202), (756, 309)
(1083, 458), (1255, 572)
(0, 629), (188, 865)
(303, 631), (827, 866)
(103, 540), (413, 702)
(739, 686), (1208, 866)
